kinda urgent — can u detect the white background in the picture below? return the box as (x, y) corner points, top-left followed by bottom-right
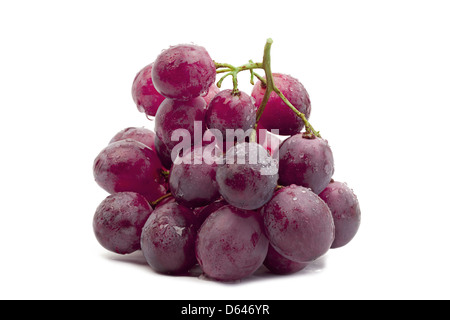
(1, 0), (449, 300)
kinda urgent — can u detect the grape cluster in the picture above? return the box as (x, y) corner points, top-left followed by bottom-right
(92, 40), (361, 282)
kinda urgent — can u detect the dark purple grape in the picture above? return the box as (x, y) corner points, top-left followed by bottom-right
(151, 44), (216, 101)
(93, 192), (153, 254)
(278, 133), (334, 194)
(140, 201), (198, 274)
(262, 185), (335, 263)
(195, 205), (269, 281)
(193, 198), (227, 227)
(205, 89), (257, 138)
(264, 244), (308, 275)
(93, 139), (166, 202)
(154, 97), (207, 167)
(109, 127), (156, 151)
(319, 180), (361, 248)
(169, 145), (220, 208)
(216, 142), (278, 210)
(251, 73), (311, 135)
(132, 63), (165, 116)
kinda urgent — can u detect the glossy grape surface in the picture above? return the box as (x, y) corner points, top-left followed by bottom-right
(152, 44), (216, 100)
(319, 181), (361, 248)
(132, 63), (165, 116)
(278, 134), (334, 194)
(93, 139), (166, 202)
(93, 192), (153, 254)
(196, 205), (269, 281)
(140, 201), (198, 274)
(216, 142), (278, 210)
(251, 73), (311, 135)
(262, 185), (335, 263)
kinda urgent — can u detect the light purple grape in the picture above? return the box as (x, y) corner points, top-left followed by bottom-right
(195, 205), (269, 281)
(251, 73), (311, 135)
(140, 201), (198, 274)
(169, 145), (220, 208)
(205, 89), (257, 138)
(278, 133), (334, 194)
(264, 244), (308, 275)
(216, 142), (278, 210)
(93, 192), (153, 254)
(319, 180), (361, 248)
(109, 127), (156, 151)
(262, 185), (335, 263)
(93, 139), (166, 202)
(132, 63), (165, 116)
(151, 44), (216, 101)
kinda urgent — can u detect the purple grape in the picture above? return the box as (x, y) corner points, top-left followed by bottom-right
(256, 127), (281, 156)
(132, 63), (165, 116)
(154, 134), (173, 169)
(93, 192), (153, 254)
(109, 127), (156, 151)
(264, 244), (308, 275)
(151, 44), (216, 101)
(216, 142), (278, 210)
(154, 97), (207, 167)
(195, 205), (269, 281)
(205, 89), (257, 138)
(140, 201), (198, 274)
(193, 198), (227, 227)
(262, 185), (335, 263)
(93, 139), (167, 202)
(169, 145), (220, 208)
(251, 73), (311, 135)
(319, 180), (361, 248)
(278, 133), (334, 194)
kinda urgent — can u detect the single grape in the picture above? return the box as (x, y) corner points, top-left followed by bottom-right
(202, 83), (220, 106)
(140, 201), (198, 274)
(109, 127), (156, 151)
(154, 134), (173, 169)
(261, 185), (335, 263)
(195, 205), (269, 281)
(319, 180), (361, 248)
(93, 139), (166, 202)
(205, 89), (257, 138)
(169, 145), (220, 208)
(278, 133), (334, 194)
(216, 142), (278, 210)
(264, 244), (308, 275)
(154, 97), (207, 167)
(93, 192), (153, 254)
(251, 73), (311, 135)
(132, 63), (165, 116)
(152, 44), (216, 100)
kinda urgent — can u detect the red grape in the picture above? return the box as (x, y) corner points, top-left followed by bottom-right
(140, 201), (198, 274)
(251, 73), (311, 135)
(132, 63), (165, 116)
(202, 83), (220, 106)
(205, 89), (257, 138)
(262, 185), (335, 263)
(216, 142), (278, 210)
(319, 180), (361, 248)
(152, 44), (216, 100)
(93, 192), (153, 254)
(195, 205), (269, 281)
(169, 145), (221, 208)
(93, 139), (166, 202)
(278, 133), (334, 194)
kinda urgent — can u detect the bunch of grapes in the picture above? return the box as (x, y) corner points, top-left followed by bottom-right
(92, 39), (361, 281)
